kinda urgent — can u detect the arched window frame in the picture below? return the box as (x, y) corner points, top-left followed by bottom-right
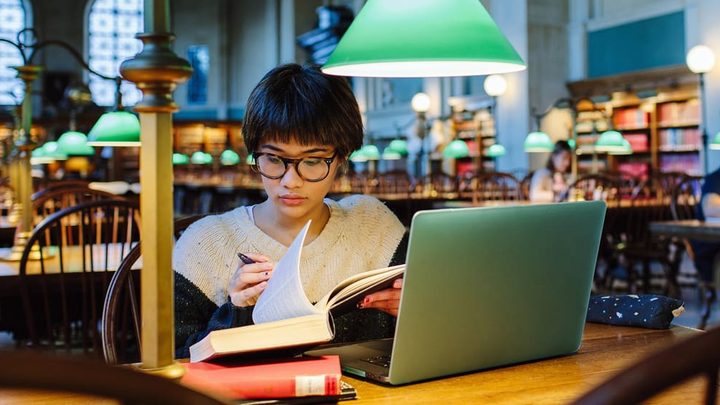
(0, 0), (32, 106)
(84, 0), (143, 107)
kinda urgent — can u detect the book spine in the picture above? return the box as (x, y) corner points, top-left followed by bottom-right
(229, 373), (341, 398)
(294, 374), (340, 397)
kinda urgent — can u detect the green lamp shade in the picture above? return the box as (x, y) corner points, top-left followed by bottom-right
(567, 138), (576, 150)
(710, 132), (720, 150)
(595, 130), (627, 153)
(443, 139), (470, 158)
(191, 151), (213, 165)
(42, 141), (68, 161)
(360, 144), (380, 160)
(246, 154), (255, 165)
(172, 153), (190, 165)
(486, 143), (506, 158)
(608, 138), (633, 155)
(524, 132), (554, 153)
(87, 111), (141, 147)
(220, 149), (241, 165)
(382, 149), (402, 160)
(322, 0), (526, 77)
(349, 149), (368, 162)
(387, 139), (409, 156)
(57, 131), (95, 156)
(31, 147), (54, 164)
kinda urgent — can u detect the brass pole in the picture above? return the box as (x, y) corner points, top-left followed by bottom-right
(0, 66), (43, 261)
(120, 0), (191, 378)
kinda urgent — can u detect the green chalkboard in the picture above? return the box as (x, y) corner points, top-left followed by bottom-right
(588, 11), (685, 78)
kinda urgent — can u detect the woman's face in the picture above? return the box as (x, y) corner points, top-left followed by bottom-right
(255, 139), (340, 221)
(552, 150), (571, 173)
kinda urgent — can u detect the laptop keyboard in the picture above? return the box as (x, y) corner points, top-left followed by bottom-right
(363, 354), (392, 368)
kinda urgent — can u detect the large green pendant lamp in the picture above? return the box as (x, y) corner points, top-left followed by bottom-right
(486, 143), (506, 158)
(443, 139), (470, 158)
(524, 131), (554, 153)
(595, 130), (627, 153)
(322, 0), (526, 77)
(87, 111), (141, 147)
(57, 131), (95, 156)
(220, 149), (241, 165)
(172, 153), (190, 165)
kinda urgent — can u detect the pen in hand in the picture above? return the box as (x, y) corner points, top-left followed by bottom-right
(237, 252), (256, 265)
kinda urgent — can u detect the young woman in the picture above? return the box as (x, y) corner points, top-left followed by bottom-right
(529, 140), (572, 202)
(173, 64), (407, 358)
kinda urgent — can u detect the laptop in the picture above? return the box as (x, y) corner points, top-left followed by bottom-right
(307, 201), (606, 385)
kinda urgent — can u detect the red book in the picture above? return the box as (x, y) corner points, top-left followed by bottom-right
(181, 355), (342, 400)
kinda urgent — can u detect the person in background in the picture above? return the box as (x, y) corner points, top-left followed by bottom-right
(690, 167), (720, 326)
(529, 140), (572, 202)
(173, 64), (408, 358)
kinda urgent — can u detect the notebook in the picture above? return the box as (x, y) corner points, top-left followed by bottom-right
(307, 201), (606, 385)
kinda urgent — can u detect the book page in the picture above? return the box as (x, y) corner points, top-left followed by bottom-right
(315, 265), (405, 313)
(252, 221), (322, 324)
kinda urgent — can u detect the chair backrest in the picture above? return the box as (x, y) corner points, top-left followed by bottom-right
(102, 214), (206, 364)
(18, 199), (141, 355)
(671, 175), (703, 221)
(31, 179), (91, 198)
(519, 171), (534, 200)
(571, 325), (720, 405)
(0, 350), (227, 405)
(470, 172), (522, 203)
(32, 187), (120, 225)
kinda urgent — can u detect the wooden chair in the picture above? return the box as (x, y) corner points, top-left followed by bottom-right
(0, 350), (227, 405)
(102, 214), (206, 364)
(18, 199), (141, 356)
(571, 325), (720, 405)
(603, 177), (678, 296)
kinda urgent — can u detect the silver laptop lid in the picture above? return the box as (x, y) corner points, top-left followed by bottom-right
(388, 201), (606, 385)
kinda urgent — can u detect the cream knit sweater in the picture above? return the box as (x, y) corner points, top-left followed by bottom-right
(173, 195), (406, 305)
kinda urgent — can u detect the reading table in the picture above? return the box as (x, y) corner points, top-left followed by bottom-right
(0, 323), (714, 404)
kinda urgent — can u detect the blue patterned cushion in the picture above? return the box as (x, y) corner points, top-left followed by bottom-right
(587, 294), (684, 329)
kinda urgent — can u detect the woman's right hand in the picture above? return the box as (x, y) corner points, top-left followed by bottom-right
(228, 253), (275, 307)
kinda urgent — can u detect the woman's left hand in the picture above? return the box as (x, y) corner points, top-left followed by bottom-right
(358, 278), (403, 317)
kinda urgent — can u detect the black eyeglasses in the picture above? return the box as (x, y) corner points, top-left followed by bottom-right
(252, 152), (337, 182)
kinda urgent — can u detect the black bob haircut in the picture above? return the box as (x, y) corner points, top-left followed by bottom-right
(243, 64), (364, 159)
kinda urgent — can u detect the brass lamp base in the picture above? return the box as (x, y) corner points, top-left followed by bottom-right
(135, 361), (186, 380)
(0, 231), (48, 262)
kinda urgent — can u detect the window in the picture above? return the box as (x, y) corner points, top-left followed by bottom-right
(0, 0), (29, 105)
(187, 45), (209, 105)
(87, 0), (142, 106)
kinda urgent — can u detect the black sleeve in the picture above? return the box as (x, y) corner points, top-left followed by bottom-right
(174, 272), (255, 358)
(389, 231), (409, 266)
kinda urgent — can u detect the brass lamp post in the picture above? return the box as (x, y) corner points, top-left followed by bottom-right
(120, 0), (192, 378)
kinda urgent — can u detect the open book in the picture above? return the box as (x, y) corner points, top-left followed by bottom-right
(190, 221), (404, 362)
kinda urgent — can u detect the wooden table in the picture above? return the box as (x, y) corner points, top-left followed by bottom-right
(0, 323), (711, 404)
(650, 219), (720, 242)
(343, 323), (712, 404)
